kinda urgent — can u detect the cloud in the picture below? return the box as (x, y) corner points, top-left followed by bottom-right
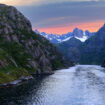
(37, 21), (104, 34)
(1, 0), (105, 33)
(0, 0), (36, 6)
(0, 0), (105, 6)
(16, 0), (105, 33)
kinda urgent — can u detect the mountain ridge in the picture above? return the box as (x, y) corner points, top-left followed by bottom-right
(35, 28), (95, 44)
(57, 23), (105, 65)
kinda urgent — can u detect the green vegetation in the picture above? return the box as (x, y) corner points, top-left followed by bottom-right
(0, 67), (28, 84)
(0, 4), (72, 85)
(0, 38), (35, 84)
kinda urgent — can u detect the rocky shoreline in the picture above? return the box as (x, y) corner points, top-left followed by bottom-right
(0, 76), (34, 88)
(0, 71), (55, 88)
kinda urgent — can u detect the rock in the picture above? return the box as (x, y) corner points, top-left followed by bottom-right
(12, 35), (19, 43)
(28, 60), (38, 70)
(0, 4), (73, 86)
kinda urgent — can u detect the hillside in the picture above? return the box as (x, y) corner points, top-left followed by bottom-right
(57, 37), (82, 63)
(0, 4), (73, 84)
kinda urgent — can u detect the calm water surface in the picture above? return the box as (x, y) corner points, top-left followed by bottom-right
(1, 65), (105, 105)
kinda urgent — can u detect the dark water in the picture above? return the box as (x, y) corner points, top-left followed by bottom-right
(1, 65), (105, 105)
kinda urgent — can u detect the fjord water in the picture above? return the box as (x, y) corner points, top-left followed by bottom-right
(1, 65), (105, 105)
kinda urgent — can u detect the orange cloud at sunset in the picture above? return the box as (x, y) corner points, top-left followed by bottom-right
(36, 21), (104, 34)
(0, 0), (36, 6)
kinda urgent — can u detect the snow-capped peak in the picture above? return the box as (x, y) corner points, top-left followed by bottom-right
(34, 29), (95, 44)
(75, 35), (88, 42)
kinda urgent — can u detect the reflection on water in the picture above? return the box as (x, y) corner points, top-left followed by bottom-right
(1, 65), (105, 105)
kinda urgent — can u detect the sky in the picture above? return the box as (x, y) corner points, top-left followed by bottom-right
(0, 0), (105, 34)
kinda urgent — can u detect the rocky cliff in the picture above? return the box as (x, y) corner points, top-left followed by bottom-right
(0, 4), (73, 84)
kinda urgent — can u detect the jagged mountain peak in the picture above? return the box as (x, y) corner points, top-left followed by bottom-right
(73, 27), (81, 31)
(35, 29), (40, 34)
(35, 29), (95, 44)
(57, 24), (105, 65)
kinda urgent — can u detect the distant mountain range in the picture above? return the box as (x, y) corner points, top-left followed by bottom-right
(35, 25), (105, 66)
(35, 28), (95, 44)
(57, 24), (105, 65)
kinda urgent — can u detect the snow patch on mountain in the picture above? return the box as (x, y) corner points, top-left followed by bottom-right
(75, 35), (88, 42)
(61, 37), (72, 42)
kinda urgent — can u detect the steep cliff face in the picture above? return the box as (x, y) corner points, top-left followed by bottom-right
(0, 4), (73, 84)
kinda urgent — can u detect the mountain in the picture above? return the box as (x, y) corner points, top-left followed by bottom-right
(0, 4), (73, 85)
(57, 37), (82, 63)
(35, 28), (95, 44)
(79, 24), (105, 65)
(57, 24), (105, 65)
